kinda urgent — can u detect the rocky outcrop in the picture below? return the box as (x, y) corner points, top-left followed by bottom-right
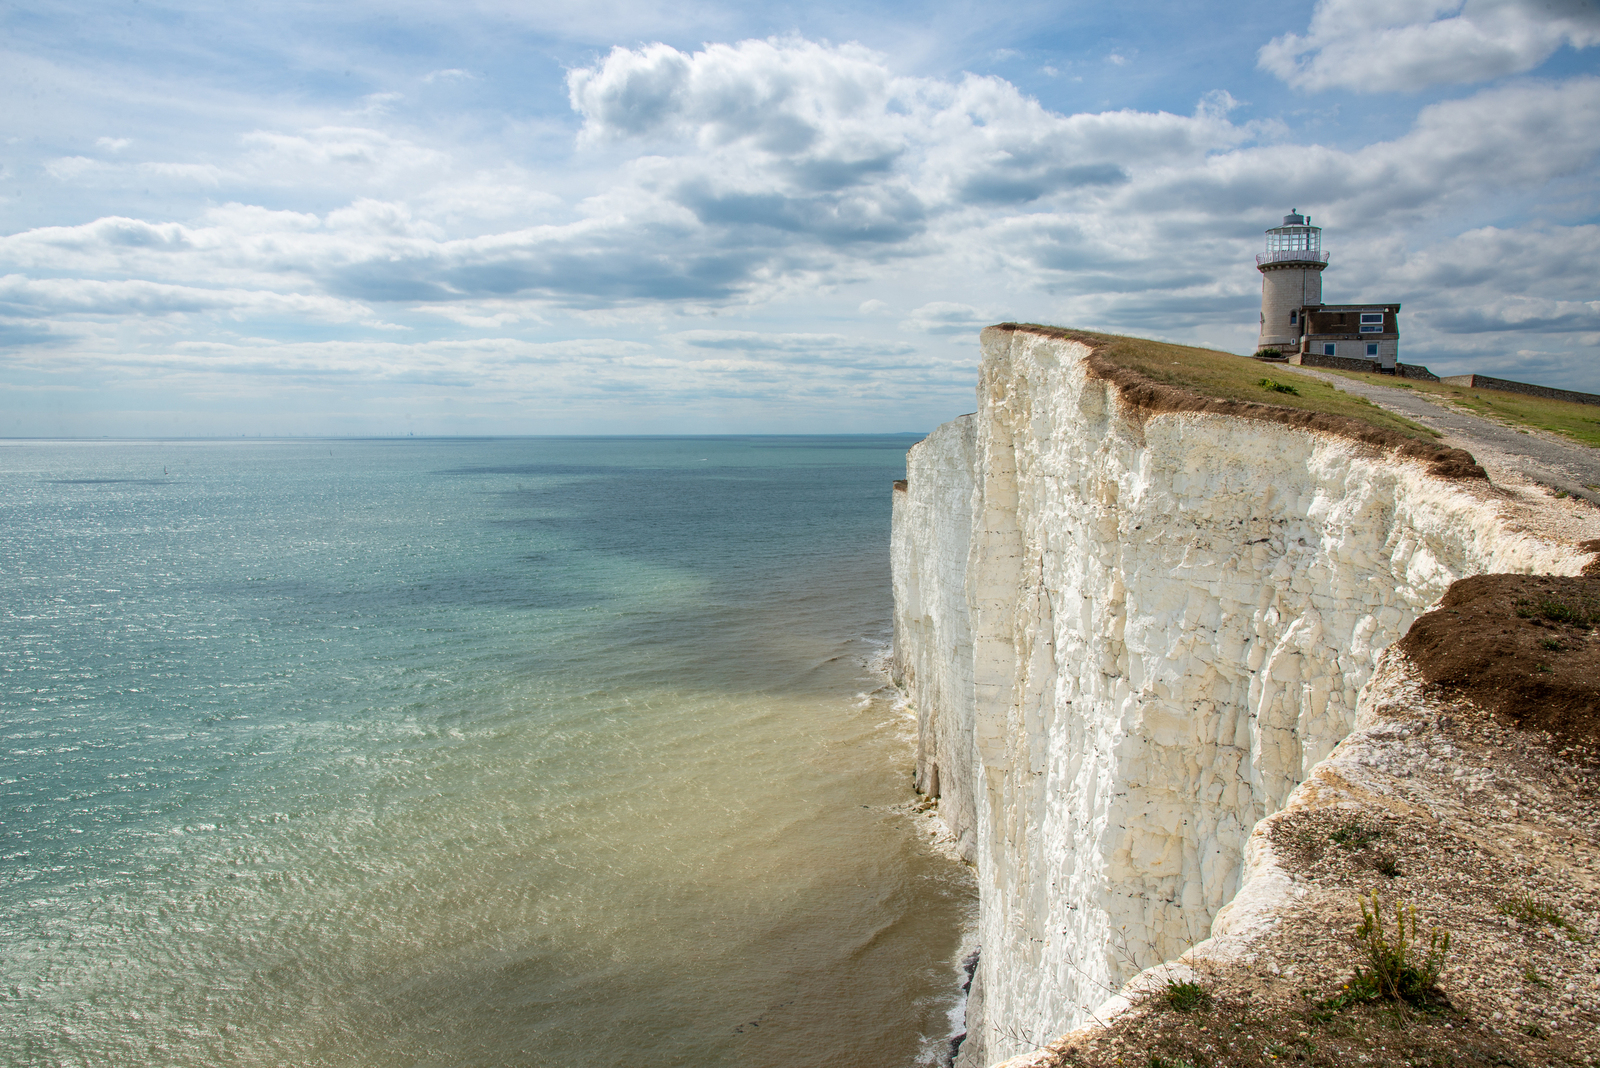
(890, 326), (1597, 1067)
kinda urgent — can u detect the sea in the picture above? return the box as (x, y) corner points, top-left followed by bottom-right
(0, 436), (975, 1068)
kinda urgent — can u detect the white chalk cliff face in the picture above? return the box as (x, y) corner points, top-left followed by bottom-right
(890, 327), (1592, 1068)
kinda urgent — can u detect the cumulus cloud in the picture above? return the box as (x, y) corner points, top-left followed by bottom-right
(1261, 0), (1600, 92)
(1376, 225), (1600, 335)
(6, 34), (1600, 417)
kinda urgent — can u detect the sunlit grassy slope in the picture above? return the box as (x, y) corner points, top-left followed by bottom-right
(1054, 330), (1443, 443)
(1315, 368), (1600, 449)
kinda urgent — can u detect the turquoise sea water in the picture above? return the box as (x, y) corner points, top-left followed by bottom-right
(1, 437), (973, 1068)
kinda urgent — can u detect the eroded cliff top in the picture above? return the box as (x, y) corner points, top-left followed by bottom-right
(1400, 573), (1600, 751)
(988, 324), (1487, 481)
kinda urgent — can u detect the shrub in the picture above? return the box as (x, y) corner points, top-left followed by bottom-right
(1258, 377), (1300, 395)
(1161, 978), (1212, 1013)
(1355, 891), (1450, 1005)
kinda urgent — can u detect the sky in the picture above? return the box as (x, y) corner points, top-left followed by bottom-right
(2, 0), (1597, 436)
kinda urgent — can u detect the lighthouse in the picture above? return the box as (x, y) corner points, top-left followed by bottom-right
(1255, 211), (1402, 372)
(1256, 210), (1326, 353)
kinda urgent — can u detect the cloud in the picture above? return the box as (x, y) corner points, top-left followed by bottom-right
(95, 137), (131, 152)
(6, 34), (1600, 412)
(11, 64), (1597, 325)
(1121, 78), (1600, 223)
(671, 329), (917, 366)
(1261, 0), (1600, 92)
(0, 274), (372, 321)
(1376, 224), (1600, 335)
(901, 302), (991, 334)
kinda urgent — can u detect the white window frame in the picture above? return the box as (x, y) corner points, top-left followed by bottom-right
(1323, 343), (1336, 356)
(1366, 343), (1379, 357)
(1359, 312), (1384, 334)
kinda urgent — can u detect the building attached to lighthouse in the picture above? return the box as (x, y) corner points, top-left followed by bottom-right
(1256, 211), (1401, 373)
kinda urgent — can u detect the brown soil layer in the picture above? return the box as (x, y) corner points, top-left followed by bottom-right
(991, 323), (1487, 481)
(1399, 574), (1600, 751)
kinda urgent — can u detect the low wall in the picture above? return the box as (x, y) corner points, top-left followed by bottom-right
(1439, 373), (1600, 407)
(1287, 352), (1439, 380)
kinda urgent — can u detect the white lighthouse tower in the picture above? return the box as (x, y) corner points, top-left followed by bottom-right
(1256, 210), (1327, 354)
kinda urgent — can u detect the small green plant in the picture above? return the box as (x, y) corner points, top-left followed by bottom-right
(1148, 1056), (1196, 1068)
(1372, 855), (1402, 878)
(1258, 377), (1300, 395)
(1330, 823), (1380, 849)
(1497, 893), (1568, 929)
(1515, 597), (1600, 627)
(1354, 891), (1450, 1005)
(1523, 964), (1548, 987)
(1520, 1022), (1548, 1039)
(1312, 973), (1382, 1019)
(1161, 977), (1213, 1013)
(1539, 637), (1565, 651)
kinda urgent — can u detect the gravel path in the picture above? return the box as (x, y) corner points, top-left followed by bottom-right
(1289, 366), (1600, 505)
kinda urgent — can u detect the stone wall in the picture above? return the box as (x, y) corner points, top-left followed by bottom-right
(1439, 373), (1600, 407)
(1288, 351), (1439, 380)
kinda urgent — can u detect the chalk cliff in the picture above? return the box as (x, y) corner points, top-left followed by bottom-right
(890, 325), (1597, 1067)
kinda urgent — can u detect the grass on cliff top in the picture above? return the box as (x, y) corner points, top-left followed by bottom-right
(1317, 367), (1600, 449)
(1061, 330), (1443, 443)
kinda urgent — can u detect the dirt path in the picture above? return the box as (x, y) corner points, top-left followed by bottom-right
(1290, 366), (1600, 505)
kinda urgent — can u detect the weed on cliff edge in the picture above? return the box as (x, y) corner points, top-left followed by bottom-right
(1496, 893), (1570, 930)
(1355, 892), (1451, 1006)
(1160, 979), (1213, 1014)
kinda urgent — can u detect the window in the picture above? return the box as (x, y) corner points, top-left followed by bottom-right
(1367, 343), (1379, 357)
(1289, 310), (1297, 325)
(1360, 312), (1384, 334)
(1324, 343), (1336, 356)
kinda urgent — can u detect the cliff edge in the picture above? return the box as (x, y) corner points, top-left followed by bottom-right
(891, 326), (1600, 1067)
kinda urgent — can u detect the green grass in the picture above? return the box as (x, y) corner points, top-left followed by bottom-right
(1059, 331), (1444, 443)
(1514, 595), (1600, 628)
(1316, 367), (1600, 448)
(1496, 893), (1570, 929)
